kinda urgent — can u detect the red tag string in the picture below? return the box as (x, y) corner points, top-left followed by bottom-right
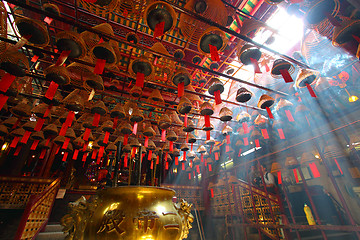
(44, 16), (53, 25)
(144, 136), (149, 147)
(184, 113), (187, 127)
(153, 21), (165, 38)
(113, 116), (118, 129)
(39, 148), (47, 159)
(0, 73), (16, 93)
(55, 50), (71, 66)
(196, 165), (200, 174)
(21, 131), (31, 144)
(183, 151), (186, 162)
(215, 152), (219, 160)
(45, 138), (51, 146)
(285, 110), (295, 122)
(83, 128), (91, 141)
(10, 136), (20, 148)
(73, 149), (79, 160)
(278, 129), (285, 139)
(62, 152), (69, 162)
(250, 58), (262, 73)
(30, 140), (39, 150)
(165, 161), (169, 170)
(136, 72), (145, 88)
(169, 141), (173, 152)
(43, 105), (52, 118)
(104, 131), (110, 144)
(175, 156), (178, 165)
(334, 158), (343, 175)
(188, 173), (191, 180)
(255, 139), (260, 148)
(243, 137), (249, 146)
(156, 155), (160, 165)
(191, 143), (193, 151)
(14, 146), (22, 156)
(266, 107), (274, 119)
(306, 83), (317, 98)
(82, 153), (88, 162)
(279, 69), (293, 83)
(55, 145), (61, 154)
(309, 162), (320, 178)
(238, 148), (242, 157)
(82, 142), (89, 152)
(201, 153), (204, 162)
(214, 90), (222, 105)
(226, 135), (231, 144)
(204, 115), (210, 128)
(94, 59), (106, 75)
(208, 164), (212, 172)
(206, 131), (210, 140)
(293, 169), (299, 183)
(277, 171), (282, 184)
(209, 44), (220, 62)
(261, 129), (269, 139)
(178, 82), (184, 98)
(132, 122), (138, 135)
(182, 162), (185, 170)
(92, 113), (101, 127)
(150, 160), (154, 170)
(124, 134), (129, 145)
(148, 150), (152, 160)
(185, 132), (189, 143)
(161, 129), (166, 142)
(0, 94), (8, 111)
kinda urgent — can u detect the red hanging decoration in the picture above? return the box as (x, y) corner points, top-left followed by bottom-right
(266, 107), (274, 119)
(82, 153), (88, 162)
(104, 131), (110, 144)
(31, 55), (39, 62)
(98, 146), (105, 158)
(94, 59), (106, 75)
(156, 156), (160, 165)
(62, 152), (69, 162)
(196, 165), (200, 174)
(153, 21), (165, 38)
(334, 158), (343, 175)
(261, 129), (269, 139)
(96, 155), (101, 165)
(113, 116), (118, 129)
(0, 94), (8, 111)
(188, 173), (191, 180)
(10, 136), (20, 148)
(150, 160), (154, 170)
(92, 113), (101, 127)
(277, 171), (282, 184)
(279, 69), (293, 83)
(83, 128), (91, 141)
(250, 57), (262, 73)
(185, 133), (189, 144)
(55, 50), (71, 66)
(124, 134), (129, 145)
(0, 73), (16, 93)
(73, 149), (79, 160)
(293, 169), (299, 183)
(124, 153), (128, 168)
(183, 151), (186, 162)
(206, 131), (210, 140)
(238, 148), (242, 157)
(82, 142), (89, 152)
(309, 162), (320, 178)
(184, 113), (188, 127)
(243, 137), (249, 146)
(30, 140), (39, 150)
(209, 44), (220, 62)
(55, 145), (61, 154)
(208, 164), (212, 172)
(175, 156), (178, 165)
(225, 145), (229, 153)
(91, 149), (98, 159)
(182, 162), (185, 170)
(215, 152), (219, 161)
(285, 110), (295, 122)
(144, 136), (149, 147)
(242, 122), (249, 134)
(165, 161), (169, 170)
(34, 118), (45, 132)
(214, 90), (222, 105)
(278, 129), (286, 139)
(201, 153), (204, 162)
(161, 129), (166, 142)
(39, 148), (47, 159)
(59, 111), (75, 136)
(255, 139), (260, 148)
(148, 150), (152, 160)
(191, 143), (193, 151)
(62, 137), (70, 149)
(169, 141), (173, 151)
(14, 146), (21, 156)
(136, 72), (145, 88)
(204, 115), (210, 127)
(21, 131), (31, 144)
(43, 16), (53, 25)
(226, 135), (231, 144)
(178, 82), (184, 98)
(306, 83), (317, 98)
(45, 138), (51, 146)
(132, 122), (138, 135)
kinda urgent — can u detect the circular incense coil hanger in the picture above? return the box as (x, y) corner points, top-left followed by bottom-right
(84, 74), (104, 92)
(117, 0), (146, 21)
(126, 32), (139, 44)
(44, 65), (70, 85)
(171, 68), (191, 87)
(66, 56), (94, 88)
(296, 69), (320, 88)
(257, 94), (275, 109)
(235, 87), (252, 103)
(129, 56), (154, 79)
(238, 44), (262, 65)
(207, 77), (224, 96)
(15, 17), (49, 47)
(0, 50), (29, 77)
(271, 59), (295, 79)
(55, 31), (87, 59)
(144, 1), (176, 36)
(91, 41), (117, 68)
(198, 27), (227, 56)
(42, 3), (60, 16)
(304, 0), (340, 28)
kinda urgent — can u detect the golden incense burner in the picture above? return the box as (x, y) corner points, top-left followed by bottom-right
(61, 186), (194, 240)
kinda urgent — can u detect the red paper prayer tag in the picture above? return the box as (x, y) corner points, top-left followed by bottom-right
(293, 169), (299, 183)
(184, 113), (187, 127)
(132, 122), (138, 135)
(209, 44), (220, 62)
(104, 132), (110, 144)
(225, 145), (229, 152)
(14, 146), (21, 156)
(238, 148), (242, 157)
(334, 158), (343, 175)
(161, 129), (166, 142)
(21, 131), (31, 144)
(324, 12), (341, 26)
(123, 153), (128, 167)
(45, 81), (59, 100)
(150, 160), (154, 170)
(201, 153), (204, 162)
(156, 156), (159, 165)
(44, 17), (53, 25)
(191, 143), (193, 151)
(94, 59), (106, 75)
(208, 164), (212, 172)
(91, 149), (98, 159)
(0, 73), (16, 93)
(124, 134), (129, 145)
(266, 107), (274, 119)
(39, 148), (47, 159)
(82, 153), (88, 162)
(204, 115), (210, 127)
(182, 162), (185, 170)
(243, 137), (249, 146)
(98, 146), (105, 158)
(62, 152), (69, 162)
(169, 141), (173, 151)
(73, 149), (79, 160)
(188, 173), (191, 180)
(250, 58), (262, 73)
(145, 136), (149, 147)
(92, 113), (101, 127)
(83, 128), (91, 141)
(285, 110), (295, 122)
(63, 137), (70, 149)
(10, 136), (19, 148)
(226, 135), (231, 144)
(136, 72), (145, 88)
(147, 150), (152, 161)
(83, 142), (88, 152)
(278, 129), (285, 139)
(153, 21), (165, 38)
(196, 165), (200, 174)
(175, 156), (178, 165)
(45, 138), (51, 146)
(30, 140), (39, 150)
(206, 131), (210, 140)
(96, 156), (101, 165)
(0, 94), (8, 111)
(183, 151), (186, 162)
(113, 116), (118, 129)
(309, 162), (320, 178)
(277, 171), (282, 184)
(265, 63), (270, 72)
(214, 90), (222, 105)
(34, 118), (45, 132)
(165, 161), (169, 170)
(242, 122), (249, 134)
(43, 105), (52, 118)
(31, 55), (39, 63)
(215, 152), (219, 161)
(255, 139), (260, 148)
(306, 83), (317, 98)
(261, 129), (269, 139)
(353, 35), (360, 43)
(55, 50), (71, 66)
(279, 69), (293, 83)
(178, 82), (184, 98)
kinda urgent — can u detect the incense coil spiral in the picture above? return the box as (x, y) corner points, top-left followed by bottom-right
(79, 0), (119, 15)
(115, 0), (147, 21)
(179, 0), (228, 44)
(197, 27), (228, 56)
(304, 0), (340, 29)
(66, 56), (94, 88)
(144, 1), (177, 35)
(129, 56), (154, 80)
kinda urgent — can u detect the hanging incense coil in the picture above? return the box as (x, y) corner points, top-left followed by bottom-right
(101, 120), (114, 133)
(110, 103), (126, 119)
(222, 125), (232, 135)
(181, 143), (189, 152)
(130, 85), (142, 98)
(10, 127), (25, 138)
(205, 137), (215, 146)
(65, 128), (76, 140)
(271, 59), (295, 79)
(91, 100), (108, 115)
(219, 107), (233, 122)
(197, 145), (207, 154)
(81, 23), (114, 48)
(42, 89), (63, 107)
(73, 136), (85, 149)
(32, 103), (51, 119)
(158, 114), (171, 129)
(198, 27), (227, 55)
(0, 124), (8, 137)
(129, 56), (154, 80)
(179, 0), (227, 44)
(257, 94), (275, 109)
(144, 1), (177, 36)
(97, 134), (109, 147)
(31, 131), (44, 141)
(126, 32), (139, 44)
(332, 17), (360, 46)
(0, 50), (29, 77)
(143, 125), (156, 137)
(207, 77), (224, 96)
(67, 58), (94, 88)
(162, 142), (170, 152)
(147, 140), (157, 150)
(238, 44), (262, 65)
(183, 119), (195, 132)
(63, 89), (85, 112)
(177, 96), (192, 114)
(254, 114), (269, 126)
(56, 31), (87, 59)
(114, 136), (124, 145)
(116, 0), (146, 21)
(2, 117), (18, 128)
(43, 124), (59, 137)
(22, 121), (36, 132)
(39, 139), (51, 149)
(106, 142), (117, 152)
(54, 135), (66, 145)
(15, 17), (49, 47)
(295, 68), (320, 88)
(120, 121), (133, 135)
(236, 111), (251, 123)
(10, 102), (31, 117)
(200, 102), (214, 116)
(44, 65), (70, 85)
(168, 111), (183, 125)
(304, 0), (340, 28)
(166, 130), (178, 142)
(83, 74), (104, 93)
(81, 130), (95, 142)
(174, 49), (185, 60)
(79, 113), (95, 129)
(187, 133), (197, 144)
(91, 41), (118, 68)
(148, 89), (164, 102)
(171, 68), (191, 88)
(130, 108), (144, 123)
(202, 123), (213, 131)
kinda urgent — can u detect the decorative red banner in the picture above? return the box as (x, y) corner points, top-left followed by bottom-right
(21, 131), (32, 144)
(250, 57), (262, 73)
(39, 148), (47, 159)
(206, 131), (210, 140)
(175, 156), (178, 166)
(150, 160), (154, 170)
(55, 50), (71, 66)
(204, 115), (210, 127)
(132, 122), (138, 135)
(148, 150), (152, 160)
(14, 146), (21, 156)
(124, 153), (128, 168)
(255, 139), (260, 148)
(0, 73), (16, 93)
(104, 131), (110, 144)
(161, 129), (166, 142)
(243, 137), (249, 146)
(306, 83), (317, 98)
(184, 113), (187, 127)
(182, 162), (185, 170)
(83, 128), (91, 141)
(98, 146), (105, 158)
(165, 161), (169, 170)
(34, 118), (45, 132)
(178, 82), (184, 98)
(183, 151), (186, 162)
(208, 164), (212, 172)
(92, 113), (101, 127)
(62, 137), (70, 149)
(279, 69), (293, 83)
(261, 129), (269, 139)
(30, 139), (39, 150)
(169, 141), (173, 152)
(144, 136), (149, 147)
(153, 21), (165, 38)
(226, 135), (231, 144)
(31, 55), (39, 63)
(0, 94), (8, 111)
(309, 162), (320, 178)
(91, 149), (98, 159)
(266, 107), (274, 119)
(277, 171), (282, 184)
(82, 153), (88, 162)
(293, 169), (299, 183)
(73, 149), (79, 160)
(94, 58), (106, 75)
(62, 152), (69, 162)
(278, 129), (285, 139)
(242, 122), (249, 134)
(215, 152), (219, 161)
(214, 90), (222, 105)
(136, 72), (145, 88)
(188, 173), (191, 180)
(156, 155), (159, 165)
(10, 136), (20, 148)
(285, 110), (295, 122)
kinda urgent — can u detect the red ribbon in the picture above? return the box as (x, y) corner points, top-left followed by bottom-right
(10, 136), (19, 148)
(62, 152), (69, 162)
(209, 44), (220, 62)
(175, 156), (178, 165)
(250, 58), (262, 73)
(150, 160), (154, 169)
(278, 129), (285, 139)
(153, 21), (165, 38)
(261, 129), (269, 139)
(334, 158), (343, 175)
(14, 146), (21, 156)
(55, 50), (71, 66)
(182, 162), (185, 170)
(144, 136), (149, 147)
(92, 113), (101, 127)
(124, 134), (129, 145)
(238, 148), (242, 157)
(255, 139), (260, 148)
(226, 135), (231, 144)
(104, 131), (110, 144)
(293, 169), (299, 183)
(285, 110), (295, 122)
(39, 149), (47, 159)
(306, 83), (317, 98)
(31, 55), (39, 62)
(132, 122), (138, 135)
(266, 107), (274, 119)
(91, 149), (98, 159)
(94, 59), (106, 75)
(30, 140), (39, 150)
(243, 137), (249, 146)
(83, 128), (91, 141)
(215, 152), (219, 161)
(184, 113), (187, 127)
(45, 81), (59, 100)
(178, 82), (184, 98)
(206, 131), (210, 140)
(124, 153), (128, 168)
(242, 122), (249, 134)
(0, 73), (16, 93)
(208, 164), (212, 172)
(136, 72), (145, 88)
(21, 131), (32, 144)
(169, 141), (173, 151)
(148, 150), (152, 160)
(214, 90), (222, 105)
(161, 129), (166, 142)
(113, 116), (118, 129)
(277, 171), (282, 184)
(82, 153), (88, 162)
(280, 69), (293, 83)
(73, 149), (79, 160)
(98, 146), (105, 158)
(0, 94), (8, 111)
(204, 115), (210, 128)
(309, 162), (320, 178)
